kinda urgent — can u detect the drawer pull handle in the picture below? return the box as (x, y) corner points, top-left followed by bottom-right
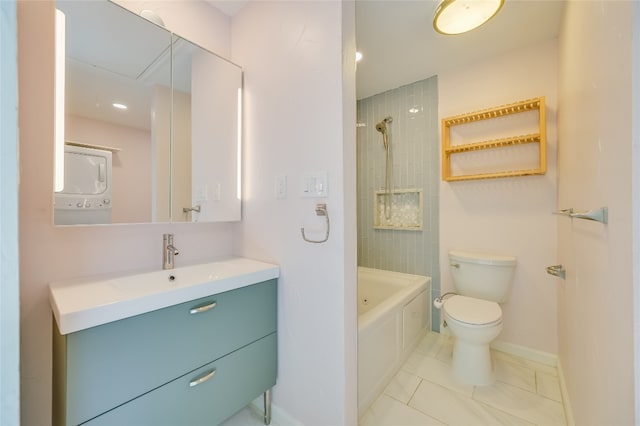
(189, 301), (217, 314)
(189, 369), (216, 387)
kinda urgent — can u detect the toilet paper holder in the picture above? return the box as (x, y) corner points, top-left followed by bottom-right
(546, 264), (566, 279)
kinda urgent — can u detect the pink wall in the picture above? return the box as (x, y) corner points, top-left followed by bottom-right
(557, 1), (635, 423)
(18, 2), (235, 425)
(438, 40), (559, 354)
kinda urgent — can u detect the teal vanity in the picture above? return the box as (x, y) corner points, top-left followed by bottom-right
(50, 258), (278, 426)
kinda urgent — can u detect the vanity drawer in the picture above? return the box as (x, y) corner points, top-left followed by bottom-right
(55, 279), (276, 426)
(84, 333), (277, 426)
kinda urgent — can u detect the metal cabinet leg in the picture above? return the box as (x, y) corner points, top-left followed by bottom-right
(263, 389), (272, 425)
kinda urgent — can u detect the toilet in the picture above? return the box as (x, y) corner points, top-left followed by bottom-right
(438, 250), (516, 386)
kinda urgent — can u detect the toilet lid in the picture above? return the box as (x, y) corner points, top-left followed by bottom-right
(444, 295), (502, 325)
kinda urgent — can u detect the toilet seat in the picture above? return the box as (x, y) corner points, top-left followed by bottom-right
(444, 295), (502, 326)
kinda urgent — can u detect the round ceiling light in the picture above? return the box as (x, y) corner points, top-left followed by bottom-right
(433, 0), (504, 35)
(140, 9), (165, 27)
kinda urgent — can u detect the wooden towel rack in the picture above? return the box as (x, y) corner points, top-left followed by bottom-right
(441, 97), (546, 182)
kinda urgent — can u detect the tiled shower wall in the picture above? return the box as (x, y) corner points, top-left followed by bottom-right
(356, 76), (440, 329)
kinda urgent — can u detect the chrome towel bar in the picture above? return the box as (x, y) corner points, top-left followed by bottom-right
(552, 207), (608, 224)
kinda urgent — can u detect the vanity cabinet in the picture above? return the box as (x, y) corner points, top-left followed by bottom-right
(53, 279), (277, 426)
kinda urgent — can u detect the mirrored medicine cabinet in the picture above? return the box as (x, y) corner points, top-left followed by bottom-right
(54, 0), (242, 226)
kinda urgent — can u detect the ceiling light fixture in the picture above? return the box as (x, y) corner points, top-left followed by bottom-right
(356, 51), (363, 62)
(112, 103), (128, 110)
(433, 0), (504, 35)
(139, 9), (165, 27)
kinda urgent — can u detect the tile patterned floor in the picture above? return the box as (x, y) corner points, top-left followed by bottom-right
(222, 331), (567, 426)
(359, 332), (567, 426)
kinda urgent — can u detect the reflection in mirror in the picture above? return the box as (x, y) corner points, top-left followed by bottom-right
(171, 35), (242, 223)
(53, 0), (243, 226)
(54, 0), (171, 225)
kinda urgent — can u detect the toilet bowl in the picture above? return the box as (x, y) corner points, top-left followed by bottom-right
(437, 250), (516, 386)
(443, 295), (502, 385)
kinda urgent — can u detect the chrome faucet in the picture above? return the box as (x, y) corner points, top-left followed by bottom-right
(163, 234), (179, 270)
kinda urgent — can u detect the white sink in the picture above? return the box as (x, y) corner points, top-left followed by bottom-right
(50, 257), (279, 335)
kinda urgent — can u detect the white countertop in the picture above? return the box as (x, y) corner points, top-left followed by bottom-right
(50, 257), (279, 335)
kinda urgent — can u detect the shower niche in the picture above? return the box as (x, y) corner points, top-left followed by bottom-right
(374, 188), (423, 230)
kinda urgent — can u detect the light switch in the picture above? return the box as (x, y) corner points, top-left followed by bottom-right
(276, 175), (287, 199)
(301, 172), (328, 198)
(212, 183), (221, 201)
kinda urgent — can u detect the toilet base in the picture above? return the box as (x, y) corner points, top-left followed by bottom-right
(451, 338), (495, 386)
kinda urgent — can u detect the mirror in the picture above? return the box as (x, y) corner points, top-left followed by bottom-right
(170, 35), (242, 223)
(54, 0), (242, 225)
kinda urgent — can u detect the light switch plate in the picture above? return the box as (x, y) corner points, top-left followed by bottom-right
(276, 175), (287, 199)
(301, 172), (328, 198)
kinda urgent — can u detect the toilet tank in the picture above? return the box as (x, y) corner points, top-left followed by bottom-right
(448, 250), (517, 303)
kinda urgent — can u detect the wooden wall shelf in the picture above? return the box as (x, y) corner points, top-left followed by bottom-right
(442, 97), (546, 182)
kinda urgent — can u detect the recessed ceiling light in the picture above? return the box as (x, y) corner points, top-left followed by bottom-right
(356, 51), (363, 62)
(112, 103), (128, 110)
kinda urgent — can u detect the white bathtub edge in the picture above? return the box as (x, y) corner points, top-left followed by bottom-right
(358, 282), (426, 332)
(357, 268), (431, 417)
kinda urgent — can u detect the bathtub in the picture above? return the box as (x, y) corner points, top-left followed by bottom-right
(357, 267), (431, 416)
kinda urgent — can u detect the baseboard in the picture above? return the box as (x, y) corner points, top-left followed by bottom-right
(249, 396), (303, 426)
(556, 358), (575, 426)
(490, 340), (557, 367)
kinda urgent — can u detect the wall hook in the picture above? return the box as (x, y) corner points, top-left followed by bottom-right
(301, 203), (330, 243)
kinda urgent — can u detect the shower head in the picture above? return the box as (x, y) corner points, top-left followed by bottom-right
(375, 116), (393, 134)
(375, 116), (392, 150)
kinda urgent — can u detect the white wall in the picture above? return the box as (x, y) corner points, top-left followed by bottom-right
(633, 1), (640, 422)
(190, 52), (241, 222)
(231, 2), (357, 424)
(557, 1), (635, 424)
(171, 90), (193, 221)
(18, 2), (235, 425)
(438, 40), (559, 354)
(1, 0), (21, 424)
